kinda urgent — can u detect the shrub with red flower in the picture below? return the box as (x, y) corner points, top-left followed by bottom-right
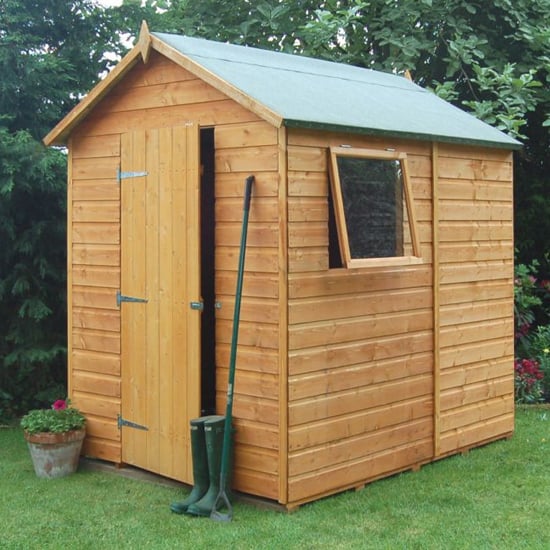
(52, 399), (67, 410)
(514, 358), (544, 404)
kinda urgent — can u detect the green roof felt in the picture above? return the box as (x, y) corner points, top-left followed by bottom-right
(153, 33), (521, 150)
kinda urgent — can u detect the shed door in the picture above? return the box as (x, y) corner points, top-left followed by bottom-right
(120, 125), (201, 483)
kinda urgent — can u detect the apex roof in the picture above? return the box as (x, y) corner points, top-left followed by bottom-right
(44, 21), (521, 149)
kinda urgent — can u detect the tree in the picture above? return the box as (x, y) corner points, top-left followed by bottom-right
(149, 0), (549, 275)
(0, 0), (150, 418)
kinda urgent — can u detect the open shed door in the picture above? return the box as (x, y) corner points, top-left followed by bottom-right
(120, 124), (201, 483)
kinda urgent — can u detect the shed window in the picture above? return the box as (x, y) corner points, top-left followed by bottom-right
(329, 147), (421, 268)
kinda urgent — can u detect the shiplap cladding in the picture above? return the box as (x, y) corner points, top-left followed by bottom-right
(436, 145), (515, 455)
(69, 52), (280, 499)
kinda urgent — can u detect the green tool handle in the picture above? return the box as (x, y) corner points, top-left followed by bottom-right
(218, 174), (254, 492)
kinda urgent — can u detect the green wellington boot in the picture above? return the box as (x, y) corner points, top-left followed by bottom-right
(170, 416), (216, 514)
(185, 415), (226, 517)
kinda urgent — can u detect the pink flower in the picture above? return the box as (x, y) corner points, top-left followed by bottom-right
(52, 399), (67, 410)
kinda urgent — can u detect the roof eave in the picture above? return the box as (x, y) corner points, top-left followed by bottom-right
(283, 119), (523, 151)
(43, 21), (153, 147)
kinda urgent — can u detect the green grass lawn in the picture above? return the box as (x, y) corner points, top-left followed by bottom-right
(2, 407), (549, 549)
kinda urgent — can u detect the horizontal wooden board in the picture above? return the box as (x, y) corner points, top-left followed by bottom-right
(216, 344), (278, 374)
(72, 349), (120, 376)
(72, 135), (120, 159)
(288, 197), (328, 223)
(288, 171), (328, 197)
(72, 391), (120, 419)
(216, 392), (279, 425)
(215, 296), (279, 324)
(288, 266), (432, 299)
(73, 244), (120, 266)
(84, 415), (120, 441)
(72, 265), (120, 288)
(440, 357), (511, 390)
(288, 438), (433, 504)
(438, 157), (513, 181)
(289, 247), (328, 273)
(440, 299), (512, 327)
(73, 223), (120, 245)
(440, 395), (514, 432)
(72, 180), (120, 201)
(73, 201), (120, 223)
(215, 120), (278, 149)
(289, 417), (432, 477)
(215, 247), (278, 273)
(439, 201), (513, 222)
(215, 222), (278, 248)
(216, 197), (278, 223)
(439, 318), (513, 348)
(289, 309), (432, 350)
(289, 287), (433, 324)
(440, 376), (513, 411)
(287, 145), (327, 172)
(73, 157), (119, 180)
(289, 352), (432, 400)
(439, 281), (512, 305)
(215, 171), (279, 198)
(439, 261), (512, 285)
(439, 181), (512, 202)
(72, 286), (118, 310)
(232, 467), (278, 500)
(216, 271), (278, 299)
(216, 367), (279, 400)
(289, 331), (433, 376)
(77, 99), (261, 137)
(82, 436), (121, 463)
(439, 242), (513, 263)
(438, 143), (513, 162)
(440, 339), (513, 370)
(73, 328), (121, 354)
(114, 51), (195, 88)
(73, 307), (120, 332)
(288, 222), (328, 248)
(216, 145), (278, 173)
(216, 319), (279, 349)
(105, 78), (228, 113)
(438, 413), (514, 456)
(73, 371), (121, 398)
(439, 222), (513, 243)
(235, 444), (278, 475)
(289, 396), (432, 451)
(233, 418), (279, 450)
(289, 374), (432, 425)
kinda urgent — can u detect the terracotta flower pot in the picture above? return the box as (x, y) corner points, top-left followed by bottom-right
(24, 429), (86, 479)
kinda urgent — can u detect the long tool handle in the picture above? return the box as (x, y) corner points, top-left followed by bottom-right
(211, 175), (254, 522)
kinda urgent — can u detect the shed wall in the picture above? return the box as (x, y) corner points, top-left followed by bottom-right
(68, 52), (281, 499)
(435, 144), (515, 454)
(285, 129), (435, 505)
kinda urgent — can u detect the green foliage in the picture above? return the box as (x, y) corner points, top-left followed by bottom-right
(20, 399), (85, 434)
(514, 358), (544, 404)
(514, 260), (543, 352)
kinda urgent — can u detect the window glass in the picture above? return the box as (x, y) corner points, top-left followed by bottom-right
(329, 148), (420, 268)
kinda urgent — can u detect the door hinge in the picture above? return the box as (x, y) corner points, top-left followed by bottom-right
(117, 414), (148, 431)
(117, 167), (148, 184)
(117, 290), (148, 307)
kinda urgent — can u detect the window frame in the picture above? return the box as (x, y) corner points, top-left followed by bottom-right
(328, 146), (422, 269)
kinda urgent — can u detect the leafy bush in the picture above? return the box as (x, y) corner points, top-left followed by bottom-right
(514, 359), (544, 404)
(20, 399), (85, 434)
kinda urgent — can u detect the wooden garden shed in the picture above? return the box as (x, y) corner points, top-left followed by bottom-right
(44, 22), (521, 509)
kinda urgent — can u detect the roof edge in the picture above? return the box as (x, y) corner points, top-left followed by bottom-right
(150, 33), (283, 128)
(43, 22), (153, 146)
(283, 119), (523, 151)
